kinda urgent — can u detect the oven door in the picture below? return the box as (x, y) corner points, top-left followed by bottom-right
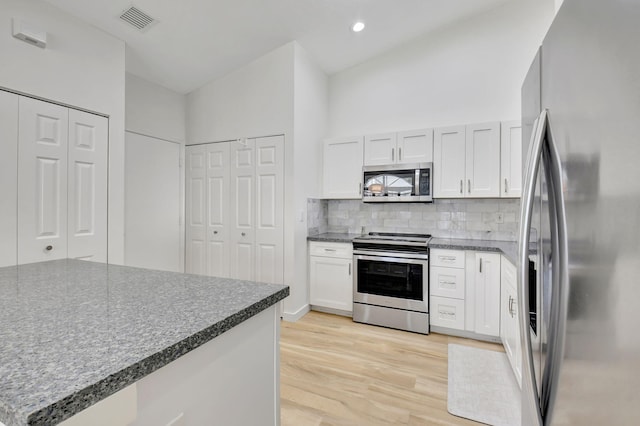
(353, 252), (428, 313)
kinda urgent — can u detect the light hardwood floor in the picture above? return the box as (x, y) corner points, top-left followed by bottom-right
(280, 311), (504, 426)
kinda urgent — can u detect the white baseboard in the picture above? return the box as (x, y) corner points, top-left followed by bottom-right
(281, 304), (310, 322)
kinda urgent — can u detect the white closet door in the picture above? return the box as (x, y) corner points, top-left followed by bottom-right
(68, 109), (108, 262)
(254, 135), (284, 285)
(186, 145), (207, 274)
(18, 97), (69, 264)
(206, 142), (230, 278)
(0, 91), (18, 267)
(125, 132), (180, 272)
(230, 140), (256, 281)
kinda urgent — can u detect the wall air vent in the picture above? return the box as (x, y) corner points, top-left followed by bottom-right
(119, 6), (156, 31)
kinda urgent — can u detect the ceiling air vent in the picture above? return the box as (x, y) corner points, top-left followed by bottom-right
(119, 6), (156, 31)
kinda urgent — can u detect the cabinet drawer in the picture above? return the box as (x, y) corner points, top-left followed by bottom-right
(309, 242), (352, 259)
(430, 266), (465, 299)
(430, 249), (465, 268)
(430, 296), (465, 330)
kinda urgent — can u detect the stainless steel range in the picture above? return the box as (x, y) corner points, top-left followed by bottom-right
(352, 232), (431, 334)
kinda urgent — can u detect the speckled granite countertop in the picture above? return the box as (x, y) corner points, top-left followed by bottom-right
(0, 259), (289, 426)
(307, 233), (520, 264)
(306, 233), (362, 243)
(429, 238), (518, 264)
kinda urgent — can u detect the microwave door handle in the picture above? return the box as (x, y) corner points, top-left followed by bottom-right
(415, 169), (420, 196)
(539, 113), (569, 423)
(518, 110), (546, 426)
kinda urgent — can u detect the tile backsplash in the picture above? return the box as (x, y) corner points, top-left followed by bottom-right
(308, 198), (520, 241)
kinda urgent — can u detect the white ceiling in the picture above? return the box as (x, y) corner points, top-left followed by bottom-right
(43, 0), (511, 94)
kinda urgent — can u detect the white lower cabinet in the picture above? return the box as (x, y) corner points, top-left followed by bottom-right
(430, 249), (502, 340)
(431, 295), (465, 330)
(309, 242), (353, 314)
(472, 252), (501, 337)
(430, 249), (466, 330)
(500, 256), (522, 387)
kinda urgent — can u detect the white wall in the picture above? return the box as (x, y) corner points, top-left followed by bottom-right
(186, 44), (294, 144)
(328, 0), (555, 137)
(124, 75), (186, 272)
(0, 0), (126, 264)
(289, 43), (328, 318)
(125, 73), (186, 144)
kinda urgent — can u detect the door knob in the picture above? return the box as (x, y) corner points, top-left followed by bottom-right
(45, 245), (53, 251)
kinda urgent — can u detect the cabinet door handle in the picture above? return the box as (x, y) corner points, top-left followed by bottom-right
(479, 257), (483, 273)
(468, 179), (471, 193)
(241, 232), (246, 237)
(349, 263), (352, 276)
(392, 148), (395, 162)
(505, 178), (509, 194)
(460, 180), (463, 194)
(359, 183), (362, 195)
(213, 230), (218, 235)
(45, 245), (53, 251)
(399, 147), (402, 161)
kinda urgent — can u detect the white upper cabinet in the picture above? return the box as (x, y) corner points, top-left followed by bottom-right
(323, 136), (364, 199)
(0, 91), (18, 267)
(434, 122), (500, 198)
(434, 126), (466, 198)
(363, 133), (396, 166)
(500, 121), (523, 198)
(465, 122), (501, 198)
(364, 129), (433, 166)
(397, 129), (433, 164)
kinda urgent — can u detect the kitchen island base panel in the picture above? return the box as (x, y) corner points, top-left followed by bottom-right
(60, 305), (280, 426)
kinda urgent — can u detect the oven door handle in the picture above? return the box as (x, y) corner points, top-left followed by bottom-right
(353, 253), (429, 265)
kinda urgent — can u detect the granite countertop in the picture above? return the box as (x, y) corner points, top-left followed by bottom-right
(306, 232), (362, 243)
(307, 233), (520, 264)
(0, 259), (289, 426)
(429, 238), (519, 265)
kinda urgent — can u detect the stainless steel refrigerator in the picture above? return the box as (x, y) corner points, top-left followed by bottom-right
(519, 0), (640, 424)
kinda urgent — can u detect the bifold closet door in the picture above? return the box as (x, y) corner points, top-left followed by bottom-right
(18, 97), (69, 264)
(253, 135), (284, 285)
(17, 97), (108, 264)
(67, 109), (108, 262)
(230, 140), (256, 281)
(186, 144), (207, 275)
(186, 142), (230, 277)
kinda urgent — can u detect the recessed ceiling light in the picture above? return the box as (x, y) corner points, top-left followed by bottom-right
(352, 22), (365, 33)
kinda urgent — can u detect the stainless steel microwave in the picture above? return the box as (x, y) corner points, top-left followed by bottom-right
(362, 162), (433, 203)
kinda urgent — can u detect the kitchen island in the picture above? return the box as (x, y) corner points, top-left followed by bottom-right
(0, 259), (289, 426)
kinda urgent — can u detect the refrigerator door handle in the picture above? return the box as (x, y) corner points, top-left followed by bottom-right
(518, 110), (546, 426)
(539, 112), (569, 424)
